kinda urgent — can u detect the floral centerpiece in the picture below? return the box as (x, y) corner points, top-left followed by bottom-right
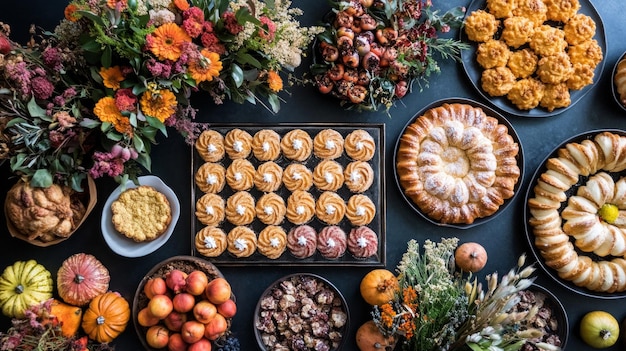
(311, 0), (468, 113)
(369, 238), (562, 351)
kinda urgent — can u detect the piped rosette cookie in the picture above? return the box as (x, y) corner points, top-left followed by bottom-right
(528, 131), (626, 293)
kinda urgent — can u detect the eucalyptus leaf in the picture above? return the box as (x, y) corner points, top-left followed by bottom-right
(146, 116), (168, 136)
(136, 152), (151, 171)
(268, 94), (280, 114)
(27, 98), (48, 118)
(76, 10), (105, 26)
(6, 117), (27, 128)
(31, 169), (53, 188)
(231, 63), (244, 88)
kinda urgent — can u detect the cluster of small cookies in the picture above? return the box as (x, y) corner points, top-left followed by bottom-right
(464, 0), (602, 111)
(193, 127), (380, 261)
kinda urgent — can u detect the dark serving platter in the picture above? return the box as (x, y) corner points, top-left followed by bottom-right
(611, 51), (626, 113)
(190, 123), (386, 266)
(524, 129), (626, 299)
(393, 97), (524, 229)
(460, 0), (606, 118)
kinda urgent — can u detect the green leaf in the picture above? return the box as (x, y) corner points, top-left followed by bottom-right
(6, 117), (26, 128)
(133, 135), (146, 153)
(236, 52), (263, 69)
(268, 94), (280, 114)
(27, 98), (47, 118)
(467, 343), (485, 351)
(146, 116), (168, 136)
(81, 40), (102, 53)
(79, 118), (101, 129)
(76, 10), (105, 26)
(135, 152), (151, 171)
(69, 174), (86, 192)
(31, 169), (53, 188)
(102, 45), (113, 68)
(231, 63), (244, 88)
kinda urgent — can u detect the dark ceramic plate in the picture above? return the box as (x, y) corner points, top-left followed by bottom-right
(522, 284), (569, 350)
(611, 51), (626, 112)
(393, 97), (524, 229)
(253, 273), (349, 351)
(460, 0), (606, 117)
(524, 129), (626, 299)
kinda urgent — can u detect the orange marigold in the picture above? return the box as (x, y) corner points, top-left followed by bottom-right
(147, 23), (191, 61)
(140, 89), (177, 122)
(267, 70), (283, 92)
(106, 0), (127, 10)
(94, 97), (132, 135)
(100, 66), (125, 90)
(379, 303), (396, 329)
(174, 0), (190, 11)
(64, 4), (80, 22)
(189, 49), (223, 84)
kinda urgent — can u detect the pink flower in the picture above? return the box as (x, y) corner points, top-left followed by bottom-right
(258, 16), (276, 41)
(200, 32), (225, 55)
(182, 7), (204, 38)
(31, 76), (55, 100)
(222, 12), (243, 35)
(114, 88), (137, 112)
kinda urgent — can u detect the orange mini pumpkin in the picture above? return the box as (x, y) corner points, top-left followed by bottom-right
(359, 269), (399, 306)
(81, 292), (130, 343)
(356, 320), (396, 351)
(454, 242), (488, 273)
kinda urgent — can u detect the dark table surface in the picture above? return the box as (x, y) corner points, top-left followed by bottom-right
(2, 1), (626, 350)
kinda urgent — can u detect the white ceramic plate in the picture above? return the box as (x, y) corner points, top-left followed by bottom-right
(101, 175), (180, 258)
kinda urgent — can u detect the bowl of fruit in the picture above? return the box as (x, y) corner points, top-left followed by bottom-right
(132, 256), (237, 350)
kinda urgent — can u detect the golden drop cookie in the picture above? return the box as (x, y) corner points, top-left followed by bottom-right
(286, 190), (315, 225)
(568, 39), (603, 69)
(464, 10), (500, 43)
(513, 0), (548, 24)
(536, 52), (573, 84)
(225, 191), (256, 226)
(345, 129), (375, 161)
(226, 158), (255, 191)
(501, 16), (535, 48)
(283, 163), (313, 191)
(315, 191), (346, 225)
(224, 128), (253, 159)
(344, 161), (374, 193)
(564, 13), (596, 46)
(281, 129), (312, 161)
(313, 129), (344, 160)
(529, 25), (567, 57)
(313, 159), (344, 192)
(227, 226), (257, 258)
(486, 0), (515, 18)
(567, 63), (595, 90)
(195, 162), (226, 193)
(507, 78), (545, 110)
(346, 194), (376, 226)
(195, 193), (225, 226)
(540, 83), (571, 112)
(257, 225), (287, 259)
(252, 129), (281, 161)
(256, 192), (286, 225)
(195, 130), (225, 162)
(545, 0), (580, 23)
(507, 48), (538, 79)
(195, 226), (227, 257)
(254, 161), (283, 192)
(476, 39), (511, 69)
(481, 67), (516, 97)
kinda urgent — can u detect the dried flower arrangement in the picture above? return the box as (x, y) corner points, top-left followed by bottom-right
(370, 238), (562, 351)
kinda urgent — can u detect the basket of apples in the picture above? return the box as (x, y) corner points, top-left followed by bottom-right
(132, 256), (237, 350)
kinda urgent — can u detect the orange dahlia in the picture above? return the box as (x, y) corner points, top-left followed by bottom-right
(147, 23), (191, 61)
(267, 70), (283, 92)
(189, 49), (223, 84)
(64, 4), (80, 22)
(94, 97), (132, 135)
(100, 66), (125, 90)
(140, 89), (177, 122)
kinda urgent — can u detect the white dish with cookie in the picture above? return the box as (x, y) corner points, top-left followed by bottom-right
(101, 175), (180, 257)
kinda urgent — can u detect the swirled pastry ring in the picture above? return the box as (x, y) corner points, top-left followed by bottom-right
(396, 102), (520, 225)
(528, 131), (626, 293)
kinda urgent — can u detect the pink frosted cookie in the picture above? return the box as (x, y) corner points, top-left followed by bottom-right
(287, 225), (317, 259)
(317, 226), (347, 259)
(348, 226), (378, 258)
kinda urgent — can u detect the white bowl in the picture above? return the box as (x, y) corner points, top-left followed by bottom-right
(101, 175), (180, 257)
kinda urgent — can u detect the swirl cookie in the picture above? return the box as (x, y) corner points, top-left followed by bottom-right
(225, 191), (256, 226)
(286, 190), (315, 225)
(315, 191), (346, 225)
(195, 130), (225, 162)
(317, 226), (347, 260)
(348, 226), (378, 259)
(195, 162), (226, 193)
(195, 226), (227, 257)
(256, 192), (286, 225)
(313, 129), (344, 160)
(286, 225), (317, 259)
(252, 129), (281, 161)
(282, 163), (313, 191)
(224, 128), (253, 159)
(195, 193), (225, 226)
(344, 161), (374, 193)
(281, 129), (312, 161)
(257, 225), (287, 259)
(345, 129), (375, 161)
(226, 158), (255, 191)
(346, 194), (376, 226)
(254, 161), (283, 192)
(313, 160), (344, 192)
(227, 226), (257, 258)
